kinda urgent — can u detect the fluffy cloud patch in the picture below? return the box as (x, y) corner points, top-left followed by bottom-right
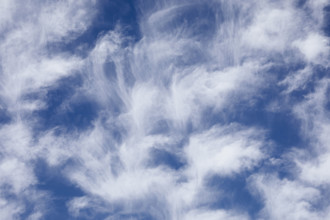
(0, 0), (329, 219)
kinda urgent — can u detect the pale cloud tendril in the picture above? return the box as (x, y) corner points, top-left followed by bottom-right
(0, 0), (329, 219)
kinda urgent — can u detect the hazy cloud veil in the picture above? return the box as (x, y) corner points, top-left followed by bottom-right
(0, 0), (329, 219)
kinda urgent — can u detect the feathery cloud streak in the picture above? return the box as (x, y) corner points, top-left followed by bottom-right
(0, 0), (329, 219)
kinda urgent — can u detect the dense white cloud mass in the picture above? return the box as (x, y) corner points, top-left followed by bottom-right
(0, 0), (329, 219)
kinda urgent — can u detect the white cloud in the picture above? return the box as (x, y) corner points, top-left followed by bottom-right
(53, 120), (266, 219)
(290, 78), (330, 186)
(38, 0), (95, 43)
(0, 198), (24, 220)
(279, 66), (313, 94)
(293, 33), (329, 63)
(243, 7), (297, 52)
(250, 174), (322, 220)
(0, 0), (96, 219)
(0, 0), (15, 32)
(0, 0), (94, 117)
(182, 209), (249, 220)
(185, 124), (265, 179)
(166, 62), (263, 128)
(0, 158), (36, 194)
(0, 0), (329, 219)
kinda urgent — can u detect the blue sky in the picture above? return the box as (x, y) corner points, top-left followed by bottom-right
(0, 0), (329, 219)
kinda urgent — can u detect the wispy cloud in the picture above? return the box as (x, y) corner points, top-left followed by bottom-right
(0, 0), (329, 219)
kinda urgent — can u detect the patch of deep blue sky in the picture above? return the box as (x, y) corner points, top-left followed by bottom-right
(10, 0), (329, 219)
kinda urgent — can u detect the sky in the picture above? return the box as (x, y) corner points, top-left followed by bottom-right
(0, 0), (329, 219)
